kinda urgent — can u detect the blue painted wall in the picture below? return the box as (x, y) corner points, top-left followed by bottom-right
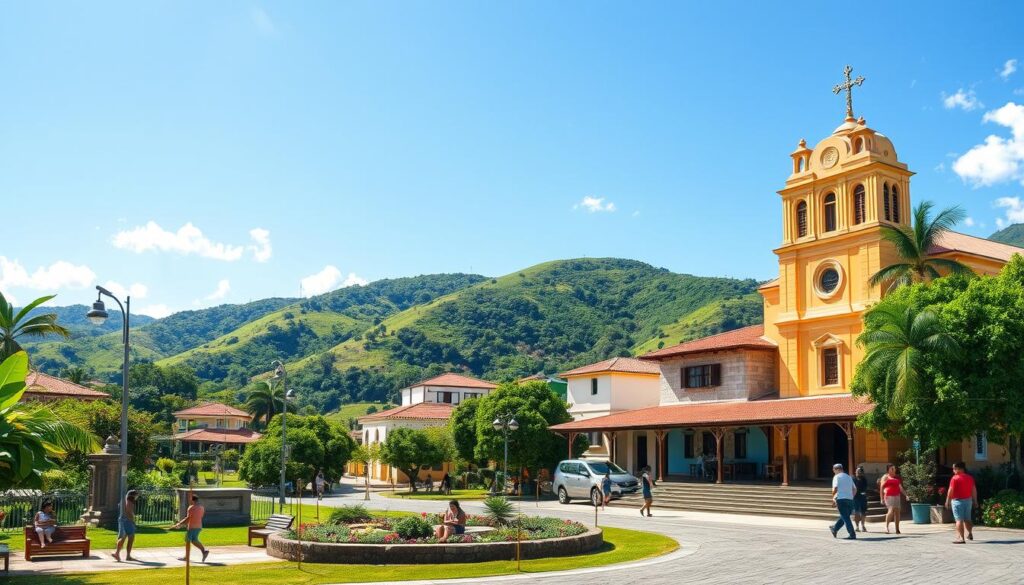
(666, 427), (770, 477)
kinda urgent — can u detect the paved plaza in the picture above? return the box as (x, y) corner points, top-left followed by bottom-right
(8, 485), (1022, 584)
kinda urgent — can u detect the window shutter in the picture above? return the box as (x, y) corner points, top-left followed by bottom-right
(711, 364), (722, 386)
(681, 368), (688, 389)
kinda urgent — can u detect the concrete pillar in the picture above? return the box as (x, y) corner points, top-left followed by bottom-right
(81, 436), (127, 528)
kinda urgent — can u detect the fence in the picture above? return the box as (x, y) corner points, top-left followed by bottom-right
(0, 490), (87, 532)
(251, 486), (280, 523)
(135, 488), (178, 526)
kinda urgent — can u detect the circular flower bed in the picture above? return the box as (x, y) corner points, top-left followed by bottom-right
(266, 507), (602, 564)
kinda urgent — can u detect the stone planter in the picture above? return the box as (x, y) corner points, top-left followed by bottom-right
(930, 505), (953, 524)
(910, 502), (931, 524)
(267, 525), (603, 564)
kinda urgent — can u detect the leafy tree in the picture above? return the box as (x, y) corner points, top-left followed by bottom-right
(379, 427), (445, 491)
(0, 352), (99, 489)
(0, 292), (70, 361)
(238, 414), (355, 487)
(50, 398), (156, 472)
(869, 201), (974, 292)
(244, 380), (297, 428)
(450, 396), (481, 463)
(60, 366), (88, 384)
(471, 381), (584, 479)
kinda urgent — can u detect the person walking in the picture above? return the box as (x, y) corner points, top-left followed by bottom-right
(829, 463), (856, 540)
(173, 494), (209, 562)
(441, 472), (452, 495)
(945, 461), (978, 544)
(880, 463), (905, 534)
(601, 471), (613, 510)
(639, 466), (655, 517)
(315, 470), (326, 500)
(113, 490), (139, 562)
(852, 466), (869, 532)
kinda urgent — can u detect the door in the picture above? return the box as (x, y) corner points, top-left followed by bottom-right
(816, 424), (848, 478)
(635, 435), (648, 472)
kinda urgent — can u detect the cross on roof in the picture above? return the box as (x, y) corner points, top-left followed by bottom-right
(832, 65), (865, 121)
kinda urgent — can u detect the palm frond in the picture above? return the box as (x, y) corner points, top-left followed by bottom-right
(11, 295), (59, 329)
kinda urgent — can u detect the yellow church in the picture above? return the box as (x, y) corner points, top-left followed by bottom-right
(552, 67), (1021, 493)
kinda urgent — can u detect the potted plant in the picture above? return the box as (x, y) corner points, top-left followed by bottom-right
(900, 450), (936, 524)
(930, 486), (953, 523)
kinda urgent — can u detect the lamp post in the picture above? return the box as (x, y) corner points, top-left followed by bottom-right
(271, 360), (294, 512)
(85, 285), (130, 520)
(492, 413), (519, 495)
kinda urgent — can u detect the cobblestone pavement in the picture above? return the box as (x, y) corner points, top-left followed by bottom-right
(316, 485), (1024, 585)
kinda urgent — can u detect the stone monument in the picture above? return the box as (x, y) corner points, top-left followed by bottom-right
(81, 436), (127, 528)
(176, 487), (252, 526)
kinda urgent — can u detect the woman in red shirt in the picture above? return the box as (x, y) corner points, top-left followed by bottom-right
(879, 464), (906, 534)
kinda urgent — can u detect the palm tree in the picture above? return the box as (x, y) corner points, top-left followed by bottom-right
(869, 201), (974, 292)
(0, 351), (99, 489)
(60, 366), (88, 384)
(245, 380), (296, 427)
(856, 300), (958, 410)
(0, 292), (71, 361)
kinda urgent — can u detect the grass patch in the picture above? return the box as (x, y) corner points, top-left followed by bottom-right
(324, 402), (394, 423)
(12, 526), (676, 584)
(379, 488), (490, 501)
(197, 471), (247, 488)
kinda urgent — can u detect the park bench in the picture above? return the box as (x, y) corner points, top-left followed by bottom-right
(248, 514), (295, 547)
(23, 525), (90, 561)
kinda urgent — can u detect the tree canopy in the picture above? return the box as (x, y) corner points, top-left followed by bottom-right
(238, 414), (355, 488)
(869, 201), (973, 291)
(379, 426), (447, 491)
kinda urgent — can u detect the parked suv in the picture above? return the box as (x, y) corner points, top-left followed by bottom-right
(553, 459), (639, 505)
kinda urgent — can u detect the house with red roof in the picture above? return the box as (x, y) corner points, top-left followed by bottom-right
(354, 373), (497, 483)
(172, 402), (261, 454)
(23, 371), (110, 403)
(552, 92), (1023, 489)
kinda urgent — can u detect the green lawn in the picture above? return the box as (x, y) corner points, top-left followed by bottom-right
(380, 488), (491, 501)
(324, 402), (394, 423)
(197, 470), (247, 488)
(13, 526), (677, 584)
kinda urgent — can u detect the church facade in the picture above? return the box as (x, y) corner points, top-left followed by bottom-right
(552, 71), (1021, 484)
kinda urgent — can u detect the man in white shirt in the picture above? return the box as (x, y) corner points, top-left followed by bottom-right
(829, 463), (857, 540)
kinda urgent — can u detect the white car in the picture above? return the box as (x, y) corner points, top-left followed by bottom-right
(553, 459), (639, 506)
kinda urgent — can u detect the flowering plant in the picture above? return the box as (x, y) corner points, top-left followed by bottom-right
(982, 491), (1024, 528)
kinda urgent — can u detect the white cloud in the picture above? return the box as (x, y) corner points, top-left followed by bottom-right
(1001, 59), (1018, 80)
(104, 280), (148, 300)
(248, 228), (272, 262)
(204, 279), (231, 302)
(0, 257), (96, 294)
(574, 196), (616, 213)
(994, 196), (1024, 229)
(136, 304), (174, 319)
(112, 221), (272, 262)
(943, 89), (982, 111)
(300, 266), (368, 297)
(963, 216), (975, 227)
(952, 102), (1024, 186)
(251, 6), (277, 36)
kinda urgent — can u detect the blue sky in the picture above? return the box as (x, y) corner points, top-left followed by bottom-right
(2, 1), (1023, 317)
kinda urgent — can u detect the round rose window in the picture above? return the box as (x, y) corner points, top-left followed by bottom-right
(819, 268), (840, 294)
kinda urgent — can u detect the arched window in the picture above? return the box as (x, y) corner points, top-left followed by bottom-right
(883, 183), (891, 221)
(853, 137), (863, 154)
(891, 186), (900, 223)
(796, 201), (808, 238)
(853, 184), (865, 225)
(823, 193), (837, 232)
(797, 157), (805, 172)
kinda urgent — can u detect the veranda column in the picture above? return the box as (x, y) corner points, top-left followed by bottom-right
(567, 432), (577, 460)
(711, 427), (726, 484)
(840, 422), (855, 474)
(777, 425), (794, 487)
(655, 430), (667, 482)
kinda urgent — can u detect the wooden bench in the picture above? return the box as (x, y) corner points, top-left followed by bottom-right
(23, 525), (90, 561)
(248, 514), (294, 547)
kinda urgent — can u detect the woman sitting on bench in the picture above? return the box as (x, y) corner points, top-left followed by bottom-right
(433, 500), (466, 540)
(34, 500), (57, 548)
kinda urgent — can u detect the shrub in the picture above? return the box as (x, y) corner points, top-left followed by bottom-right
(156, 458), (176, 475)
(982, 490), (1024, 529)
(393, 516), (433, 539)
(482, 496), (515, 526)
(328, 505), (371, 524)
(899, 450), (936, 503)
(41, 469), (88, 492)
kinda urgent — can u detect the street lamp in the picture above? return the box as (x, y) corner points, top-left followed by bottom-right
(492, 413), (519, 495)
(85, 285), (130, 521)
(271, 361), (294, 512)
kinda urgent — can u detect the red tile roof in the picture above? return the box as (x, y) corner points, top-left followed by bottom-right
(929, 231), (1024, 263)
(358, 402), (456, 423)
(412, 373), (497, 390)
(174, 402), (252, 419)
(173, 427), (262, 445)
(640, 324), (776, 360)
(550, 394), (872, 432)
(559, 357), (660, 378)
(24, 371), (110, 400)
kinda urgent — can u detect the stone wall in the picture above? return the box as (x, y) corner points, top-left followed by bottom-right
(266, 526), (603, 564)
(176, 488), (251, 526)
(657, 349), (777, 404)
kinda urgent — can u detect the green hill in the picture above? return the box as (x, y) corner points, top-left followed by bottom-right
(283, 258), (763, 411)
(990, 223), (1024, 247)
(632, 293), (764, 354)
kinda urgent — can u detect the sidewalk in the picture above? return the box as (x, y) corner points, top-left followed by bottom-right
(7, 544), (276, 576)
